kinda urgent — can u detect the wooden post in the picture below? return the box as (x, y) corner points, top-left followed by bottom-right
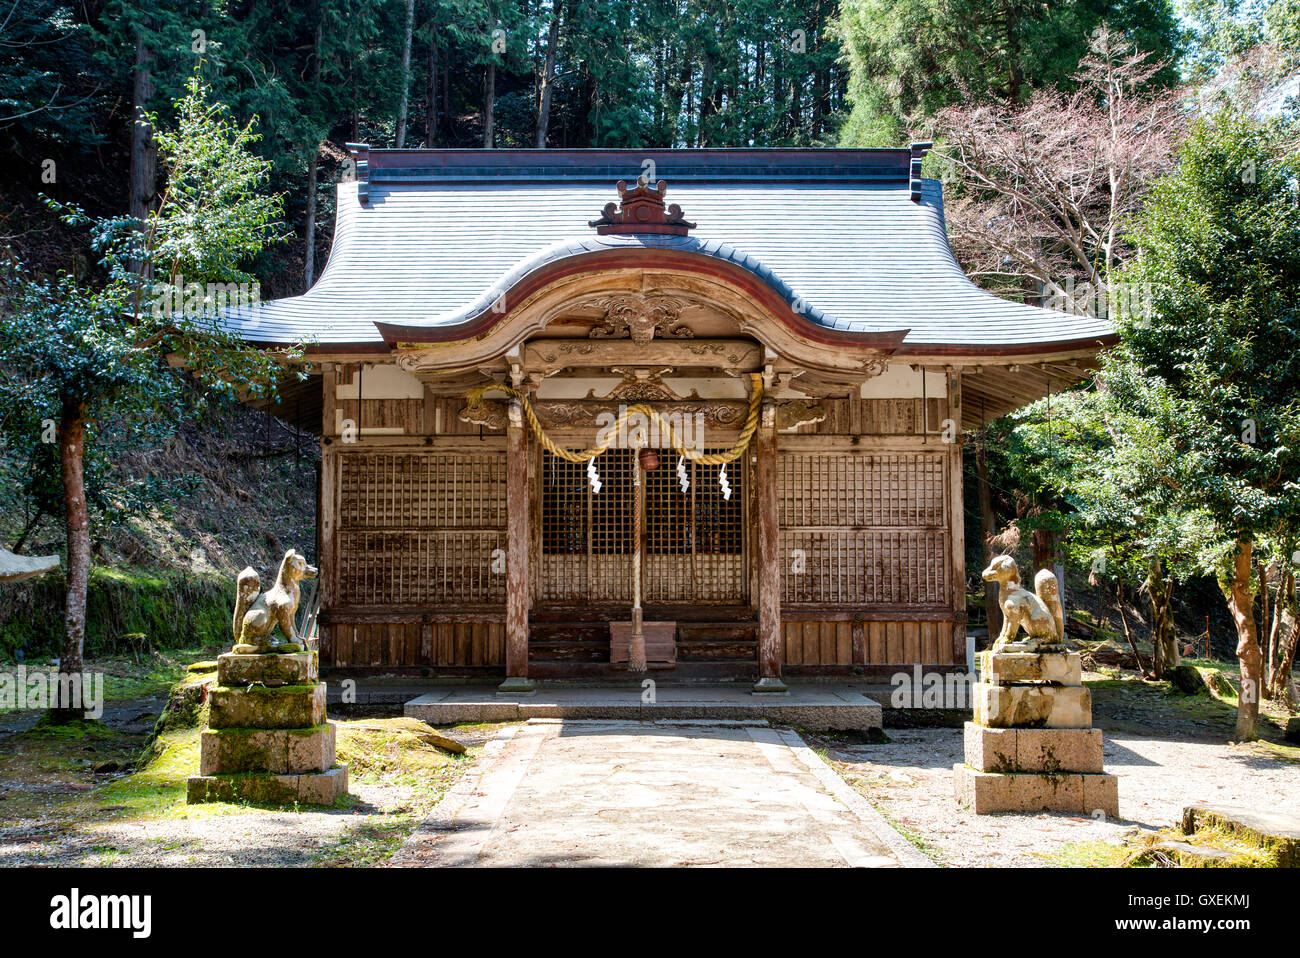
(754, 400), (787, 693)
(628, 453), (647, 672)
(499, 399), (535, 694)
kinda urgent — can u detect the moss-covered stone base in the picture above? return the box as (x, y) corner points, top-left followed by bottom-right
(209, 682), (326, 729)
(186, 764), (348, 806)
(217, 651), (318, 688)
(199, 723), (336, 775)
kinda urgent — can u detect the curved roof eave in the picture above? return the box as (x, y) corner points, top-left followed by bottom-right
(215, 170), (1116, 355)
(370, 233), (910, 351)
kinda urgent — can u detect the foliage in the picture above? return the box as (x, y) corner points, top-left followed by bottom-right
(1104, 109), (1300, 545)
(834, 0), (1183, 146)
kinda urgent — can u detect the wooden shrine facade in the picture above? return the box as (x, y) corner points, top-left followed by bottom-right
(222, 147), (1114, 687)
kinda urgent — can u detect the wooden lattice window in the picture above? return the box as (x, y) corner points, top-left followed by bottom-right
(335, 451), (506, 606)
(540, 449), (747, 603)
(778, 450), (948, 606)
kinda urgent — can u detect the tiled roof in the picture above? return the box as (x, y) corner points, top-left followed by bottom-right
(218, 149), (1113, 352)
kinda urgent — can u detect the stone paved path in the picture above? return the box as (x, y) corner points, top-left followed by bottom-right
(393, 719), (929, 867)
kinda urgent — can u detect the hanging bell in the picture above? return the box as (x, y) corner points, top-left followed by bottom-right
(637, 446), (660, 471)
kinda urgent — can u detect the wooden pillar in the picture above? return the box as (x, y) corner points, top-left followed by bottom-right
(500, 399), (535, 693)
(949, 369), (969, 668)
(754, 400), (787, 693)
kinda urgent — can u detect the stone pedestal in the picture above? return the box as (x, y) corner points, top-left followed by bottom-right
(187, 651), (348, 806)
(953, 651), (1118, 817)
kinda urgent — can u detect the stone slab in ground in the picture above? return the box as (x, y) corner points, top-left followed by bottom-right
(199, 723), (336, 775)
(394, 720), (925, 867)
(1182, 803), (1300, 867)
(403, 684), (883, 731)
(979, 651), (1081, 686)
(217, 651), (317, 688)
(186, 764), (348, 806)
(962, 722), (1103, 774)
(209, 683), (326, 730)
(972, 682), (1092, 729)
(953, 763), (1119, 817)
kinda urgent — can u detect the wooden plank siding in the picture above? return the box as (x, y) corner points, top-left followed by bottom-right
(316, 363), (965, 674)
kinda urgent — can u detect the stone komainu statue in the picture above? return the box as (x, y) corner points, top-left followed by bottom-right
(981, 554), (1065, 652)
(232, 548), (319, 654)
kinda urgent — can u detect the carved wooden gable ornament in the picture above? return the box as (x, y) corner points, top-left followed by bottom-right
(589, 177), (696, 236)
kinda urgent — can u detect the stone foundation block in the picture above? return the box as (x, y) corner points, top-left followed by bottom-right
(963, 722), (1104, 773)
(972, 682), (1092, 729)
(979, 651), (1081, 686)
(186, 765), (349, 806)
(200, 723), (336, 775)
(209, 682), (326, 730)
(954, 764), (1119, 817)
(217, 651), (318, 688)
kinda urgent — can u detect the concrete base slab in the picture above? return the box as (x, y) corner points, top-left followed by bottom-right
(953, 763), (1119, 817)
(496, 676), (537, 697)
(404, 684), (882, 731)
(186, 764), (348, 806)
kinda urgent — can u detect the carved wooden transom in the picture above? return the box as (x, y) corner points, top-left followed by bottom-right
(589, 294), (693, 343)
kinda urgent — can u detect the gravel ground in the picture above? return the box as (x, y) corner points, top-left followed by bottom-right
(824, 728), (1299, 867)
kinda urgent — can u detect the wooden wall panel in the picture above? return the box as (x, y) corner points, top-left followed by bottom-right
(778, 447), (950, 607)
(322, 619), (505, 669)
(780, 617), (956, 666)
(333, 449), (507, 607)
(796, 397), (950, 436)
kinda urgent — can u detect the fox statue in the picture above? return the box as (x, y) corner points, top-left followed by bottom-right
(981, 554), (1065, 652)
(231, 548), (319, 654)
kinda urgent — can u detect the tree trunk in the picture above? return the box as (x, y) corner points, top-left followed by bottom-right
(394, 0), (415, 147)
(1146, 555), (1179, 679)
(1225, 539), (1262, 741)
(535, 0), (562, 148)
(483, 60), (495, 148)
(1032, 525), (1054, 574)
(128, 31), (155, 274)
(1114, 575), (1146, 676)
(975, 438), (1001, 640)
(303, 142), (320, 289)
(303, 18), (323, 290)
(53, 403), (89, 723)
(1267, 567), (1297, 708)
(425, 20), (438, 146)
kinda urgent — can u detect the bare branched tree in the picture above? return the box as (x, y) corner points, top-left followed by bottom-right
(932, 28), (1186, 304)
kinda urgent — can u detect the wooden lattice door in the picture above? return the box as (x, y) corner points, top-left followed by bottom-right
(539, 448), (748, 606)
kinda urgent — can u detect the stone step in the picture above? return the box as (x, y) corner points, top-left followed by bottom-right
(1182, 803), (1300, 867)
(200, 723), (336, 775)
(963, 722), (1103, 774)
